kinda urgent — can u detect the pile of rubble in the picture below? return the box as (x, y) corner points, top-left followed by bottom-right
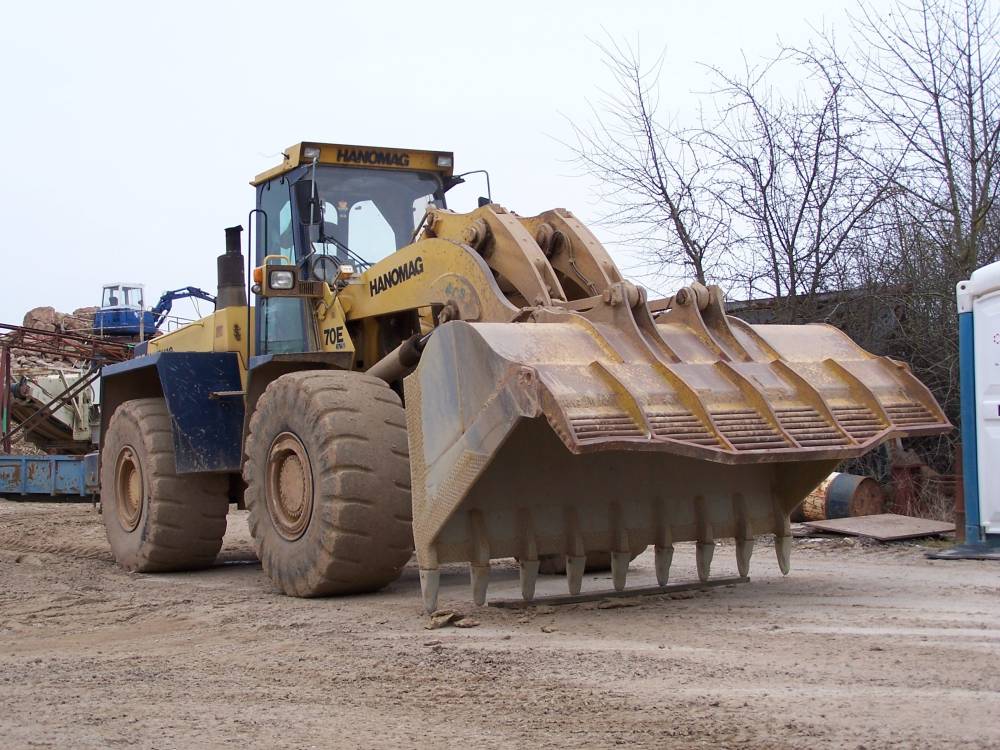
(6, 306), (105, 370)
(22, 306), (99, 335)
(8, 431), (45, 457)
(9, 352), (87, 373)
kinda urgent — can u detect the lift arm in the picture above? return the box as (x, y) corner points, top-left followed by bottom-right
(152, 287), (217, 328)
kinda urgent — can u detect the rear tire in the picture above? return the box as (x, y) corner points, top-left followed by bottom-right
(101, 398), (229, 571)
(243, 371), (413, 597)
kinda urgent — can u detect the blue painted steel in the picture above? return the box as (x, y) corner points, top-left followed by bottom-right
(93, 287), (215, 337)
(93, 308), (159, 336)
(825, 473), (875, 519)
(248, 354), (276, 371)
(0, 454), (90, 497)
(825, 488), (851, 519)
(959, 310), (982, 542)
(102, 352), (244, 474)
(147, 287), (216, 329)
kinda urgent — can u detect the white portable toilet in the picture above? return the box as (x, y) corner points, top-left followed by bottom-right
(956, 261), (1000, 546)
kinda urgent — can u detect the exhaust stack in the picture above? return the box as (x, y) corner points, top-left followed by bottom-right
(217, 225), (246, 310)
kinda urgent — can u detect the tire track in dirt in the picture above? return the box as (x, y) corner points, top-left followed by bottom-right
(0, 521), (112, 561)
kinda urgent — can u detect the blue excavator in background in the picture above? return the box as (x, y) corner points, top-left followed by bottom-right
(93, 283), (216, 338)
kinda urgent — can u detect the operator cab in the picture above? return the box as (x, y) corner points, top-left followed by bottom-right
(94, 282), (158, 337)
(101, 282), (145, 310)
(252, 142), (457, 354)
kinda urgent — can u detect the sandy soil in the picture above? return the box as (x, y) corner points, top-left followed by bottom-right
(0, 499), (998, 749)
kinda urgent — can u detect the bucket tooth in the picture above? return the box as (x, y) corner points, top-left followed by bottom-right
(775, 536), (791, 575)
(563, 508), (586, 595)
(696, 542), (714, 582)
(420, 569), (440, 614)
(654, 516), (674, 586)
(520, 559), (540, 601)
(733, 493), (753, 578)
(695, 496), (714, 582)
(608, 503), (630, 591)
(736, 538), (754, 578)
(611, 552), (630, 591)
(470, 564), (490, 606)
(654, 545), (674, 586)
(773, 506), (792, 575)
(517, 507), (540, 601)
(565, 555), (586, 595)
(467, 510), (491, 605)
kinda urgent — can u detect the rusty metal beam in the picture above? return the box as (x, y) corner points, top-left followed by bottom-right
(0, 323), (130, 364)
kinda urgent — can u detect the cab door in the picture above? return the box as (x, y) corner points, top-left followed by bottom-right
(254, 176), (319, 355)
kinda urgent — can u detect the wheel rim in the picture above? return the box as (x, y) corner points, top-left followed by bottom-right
(266, 432), (314, 541)
(114, 445), (143, 532)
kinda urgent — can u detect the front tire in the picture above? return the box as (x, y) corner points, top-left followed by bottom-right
(243, 371), (414, 597)
(101, 398), (229, 571)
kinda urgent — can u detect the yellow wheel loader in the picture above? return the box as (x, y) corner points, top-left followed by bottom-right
(98, 142), (950, 611)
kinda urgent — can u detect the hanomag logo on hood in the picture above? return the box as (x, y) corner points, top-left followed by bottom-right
(369, 257), (424, 296)
(336, 148), (411, 167)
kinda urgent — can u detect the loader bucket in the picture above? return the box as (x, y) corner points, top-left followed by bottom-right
(404, 283), (951, 612)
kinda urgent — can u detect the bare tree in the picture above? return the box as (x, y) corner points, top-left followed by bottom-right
(569, 41), (890, 319)
(566, 39), (730, 286)
(836, 0), (1000, 277)
(567, 0), (1000, 483)
(804, 0), (1000, 475)
(693, 48), (892, 316)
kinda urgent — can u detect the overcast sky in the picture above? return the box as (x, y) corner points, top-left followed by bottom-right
(0, 0), (890, 324)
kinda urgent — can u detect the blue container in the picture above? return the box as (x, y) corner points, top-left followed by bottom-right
(0, 455), (92, 498)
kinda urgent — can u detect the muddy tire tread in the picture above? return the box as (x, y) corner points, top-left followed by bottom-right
(101, 398), (229, 572)
(243, 371), (413, 597)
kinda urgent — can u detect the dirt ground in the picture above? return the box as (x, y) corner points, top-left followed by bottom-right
(0, 500), (998, 749)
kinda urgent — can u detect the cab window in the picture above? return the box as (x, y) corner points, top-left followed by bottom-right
(257, 179), (295, 262)
(102, 286), (121, 307)
(347, 200), (396, 262)
(304, 166), (444, 266)
(102, 286), (143, 308)
(122, 286), (144, 308)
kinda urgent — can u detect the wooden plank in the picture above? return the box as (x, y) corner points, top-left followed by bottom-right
(488, 576), (749, 609)
(803, 513), (954, 541)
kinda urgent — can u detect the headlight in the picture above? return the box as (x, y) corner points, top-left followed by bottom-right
(436, 154), (453, 168)
(302, 146), (321, 160)
(269, 270), (295, 290)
